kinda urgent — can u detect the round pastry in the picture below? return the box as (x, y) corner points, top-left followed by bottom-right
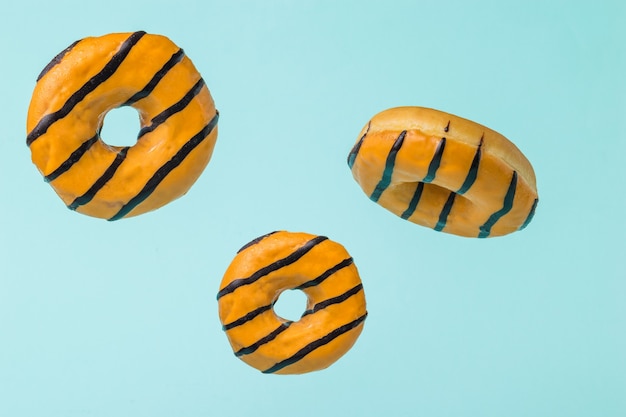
(347, 106), (538, 238)
(217, 231), (367, 375)
(26, 31), (219, 220)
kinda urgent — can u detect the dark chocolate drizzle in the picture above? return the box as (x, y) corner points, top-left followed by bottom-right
(347, 121), (370, 169)
(108, 110), (219, 221)
(301, 283), (363, 317)
(294, 257), (354, 290)
(36, 39), (81, 81)
(369, 130), (406, 202)
(67, 146), (129, 210)
(216, 235), (329, 299)
(123, 48), (185, 106)
(234, 321), (293, 357)
(44, 133), (99, 182)
(423, 137), (446, 183)
(434, 192), (456, 232)
(400, 182), (424, 220)
(262, 313), (368, 374)
(478, 171), (518, 238)
(136, 78), (206, 139)
(237, 231), (280, 254)
(519, 198), (539, 230)
(222, 304), (273, 331)
(27, 31), (147, 147)
(456, 136), (483, 195)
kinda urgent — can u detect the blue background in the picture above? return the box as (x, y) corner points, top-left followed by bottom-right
(1, 1), (624, 416)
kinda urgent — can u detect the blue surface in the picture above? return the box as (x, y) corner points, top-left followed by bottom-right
(1, 1), (624, 416)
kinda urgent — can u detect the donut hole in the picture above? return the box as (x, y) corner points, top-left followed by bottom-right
(98, 106), (141, 147)
(393, 181), (461, 205)
(273, 289), (308, 322)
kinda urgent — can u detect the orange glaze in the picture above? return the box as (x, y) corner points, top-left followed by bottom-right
(348, 107), (538, 238)
(217, 231), (367, 375)
(26, 31), (218, 220)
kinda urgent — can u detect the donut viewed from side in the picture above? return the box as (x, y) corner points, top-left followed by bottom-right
(26, 31), (219, 220)
(347, 106), (538, 238)
(217, 231), (367, 375)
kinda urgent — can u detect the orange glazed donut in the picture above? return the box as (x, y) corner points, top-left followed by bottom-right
(26, 31), (219, 220)
(217, 231), (367, 375)
(347, 106), (538, 238)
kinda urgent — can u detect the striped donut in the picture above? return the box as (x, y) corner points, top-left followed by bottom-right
(217, 231), (367, 375)
(26, 31), (219, 220)
(347, 106), (539, 238)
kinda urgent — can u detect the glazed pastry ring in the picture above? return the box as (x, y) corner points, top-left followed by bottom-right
(26, 31), (219, 220)
(348, 106), (539, 238)
(217, 231), (367, 375)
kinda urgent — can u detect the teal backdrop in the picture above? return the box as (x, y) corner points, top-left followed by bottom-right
(1, 1), (624, 416)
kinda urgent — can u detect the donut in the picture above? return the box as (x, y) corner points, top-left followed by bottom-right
(26, 31), (219, 220)
(347, 106), (538, 238)
(217, 231), (367, 375)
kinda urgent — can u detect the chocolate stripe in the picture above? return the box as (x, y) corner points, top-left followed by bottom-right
(108, 110), (219, 221)
(456, 136), (483, 195)
(262, 313), (368, 374)
(434, 192), (456, 232)
(44, 133), (99, 182)
(370, 130), (406, 202)
(478, 171), (518, 238)
(347, 121), (370, 169)
(519, 198), (538, 230)
(216, 235), (329, 299)
(68, 147), (130, 210)
(222, 304), (273, 331)
(400, 182), (425, 220)
(237, 231), (280, 254)
(302, 283), (363, 317)
(234, 322), (292, 357)
(423, 137), (446, 183)
(37, 39), (81, 81)
(136, 78), (206, 139)
(27, 31), (146, 146)
(294, 257), (354, 290)
(123, 48), (185, 106)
